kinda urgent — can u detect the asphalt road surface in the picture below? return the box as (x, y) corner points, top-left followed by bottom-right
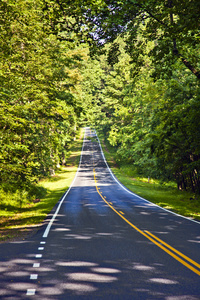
(0, 127), (200, 299)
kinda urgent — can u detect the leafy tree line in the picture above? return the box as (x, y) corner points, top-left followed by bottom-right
(45, 0), (200, 194)
(1, 0), (200, 200)
(81, 34), (200, 194)
(0, 0), (87, 197)
(82, 0), (200, 80)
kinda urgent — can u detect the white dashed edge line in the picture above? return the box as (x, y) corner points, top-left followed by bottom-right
(33, 263), (40, 268)
(26, 129), (88, 296)
(26, 289), (36, 295)
(30, 274), (38, 280)
(42, 129), (87, 238)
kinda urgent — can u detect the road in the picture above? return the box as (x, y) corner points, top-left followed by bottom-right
(0, 127), (200, 299)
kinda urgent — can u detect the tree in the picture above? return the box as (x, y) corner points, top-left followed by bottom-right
(0, 0), (87, 192)
(80, 0), (200, 79)
(80, 25), (200, 193)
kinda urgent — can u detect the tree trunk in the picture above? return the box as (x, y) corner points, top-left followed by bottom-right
(168, 1), (200, 80)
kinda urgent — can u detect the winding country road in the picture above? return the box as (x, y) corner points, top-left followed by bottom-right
(0, 127), (200, 299)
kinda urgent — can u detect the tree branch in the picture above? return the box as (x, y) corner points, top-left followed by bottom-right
(168, 1), (200, 79)
(177, 53), (200, 79)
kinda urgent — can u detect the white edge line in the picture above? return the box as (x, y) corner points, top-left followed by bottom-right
(42, 129), (86, 238)
(26, 289), (36, 295)
(95, 130), (200, 225)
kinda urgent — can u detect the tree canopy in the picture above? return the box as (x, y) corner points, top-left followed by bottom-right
(0, 0), (87, 193)
(83, 0), (200, 79)
(1, 0), (200, 197)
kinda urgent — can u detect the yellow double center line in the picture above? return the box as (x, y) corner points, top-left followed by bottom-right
(93, 168), (200, 276)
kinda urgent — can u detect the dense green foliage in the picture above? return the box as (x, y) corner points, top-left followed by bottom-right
(83, 0), (200, 79)
(0, 129), (83, 241)
(100, 135), (200, 221)
(0, 0), (87, 200)
(81, 34), (200, 193)
(1, 0), (200, 204)
(73, 0), (200, 194)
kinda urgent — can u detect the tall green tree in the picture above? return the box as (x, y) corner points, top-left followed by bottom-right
(82, 0), (200, 79)
(0, 0), (86, 192)
(81, 27), (200, 194)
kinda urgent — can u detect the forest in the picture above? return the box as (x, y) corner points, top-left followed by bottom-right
(0, 0), (200, 201)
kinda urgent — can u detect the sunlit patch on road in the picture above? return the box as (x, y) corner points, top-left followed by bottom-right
(56, 261), (97, 267)
(61, 282), (97, 293)
(67, 272), (118, 282)
(91, 267), (121, 273)
(149, 278), (178, 284)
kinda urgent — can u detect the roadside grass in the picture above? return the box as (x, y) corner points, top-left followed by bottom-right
(1, 128), (199, 243)
(0, 130), (83, 242)
(98, 133), (200, 221)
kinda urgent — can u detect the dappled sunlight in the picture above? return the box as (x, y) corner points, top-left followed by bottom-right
(53, 227), (71, 232)
(165, 225), (177, 231)
(42, 257), (121, 296)
(132, 263), (156, 272)
(188, 240), (200, 244)
(67, 272), (118, 282)
(0, 129), (200, 299)
(34, 266), (55, 272)
(56, 261), (97, 267)
(0, 289), (13, 296)
(8, 282), (37, 291)
(83, 203), (97, 207)
(149, 278), (178, 285)
(61, 282), (97, 293)
(38, 286), (63, 296)
(1, 215), (187, 299)
(96, 232), (113, 236)
(166, 296), (199, 300)
(4, 271), (30, 277)
(0, 267), (8, 272)
(9, 258), (36, 264)
(64, 234), (93, 240)
(54, 214), (67, 217)
(91, 267), (121, 274)
(0, 224), (199, 299)
(153, 231), (169, 235)
(139, 211), (151, 215)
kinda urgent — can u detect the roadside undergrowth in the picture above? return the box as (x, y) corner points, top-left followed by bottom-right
(0, 129), (83, 242)
(98, 133), (200, 222)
